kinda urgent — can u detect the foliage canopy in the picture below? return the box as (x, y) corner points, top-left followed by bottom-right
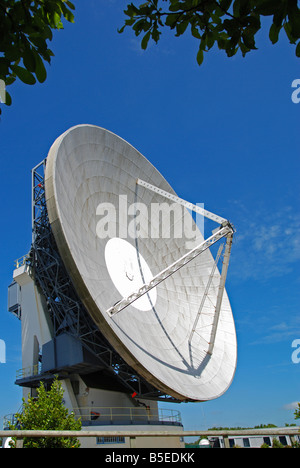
(9, 377), (81, 448)
(295, 403), (300, 421)
(119, 0), (300, 65)
(0, 0), (75, 110)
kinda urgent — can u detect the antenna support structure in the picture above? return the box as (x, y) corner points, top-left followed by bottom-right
(25, 125), (237, 403)
(107, 179), (235, 356)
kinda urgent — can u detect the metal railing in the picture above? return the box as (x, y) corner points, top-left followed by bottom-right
(3, 407), (182, 429)
(14, 254), (30, 269)
(2, 414), (19, 429)
(0, 427), (299, 449)
(16, 364), (41, 381)
(72, 406), (182, 426)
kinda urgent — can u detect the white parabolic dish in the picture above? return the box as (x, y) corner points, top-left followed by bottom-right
(45, 124), (237, 402)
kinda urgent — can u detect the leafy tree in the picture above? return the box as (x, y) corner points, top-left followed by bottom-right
(0, 0), (75, 112)
(119, 0), (300, 65)
(272, 437), (284, 448)
(254, 423), (277, 429)
(294, 402), (300, 420)
(9, 377), (81, 448)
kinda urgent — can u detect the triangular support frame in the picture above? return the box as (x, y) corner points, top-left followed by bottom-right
(107, 179), (235, 345)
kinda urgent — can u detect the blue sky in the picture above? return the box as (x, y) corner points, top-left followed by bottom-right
(0, 0), (299, 431)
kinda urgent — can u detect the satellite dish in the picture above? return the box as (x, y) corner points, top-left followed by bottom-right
(3, 437), (12, 448)
(44, 124), (237, 402)
(199, 439), (210, 447)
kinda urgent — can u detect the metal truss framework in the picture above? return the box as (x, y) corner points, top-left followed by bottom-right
(30, 161), (172, 401)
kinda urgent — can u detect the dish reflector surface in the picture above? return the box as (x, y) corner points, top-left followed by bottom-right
(45, 124), (237, 401)
(105, 237), (157, 311)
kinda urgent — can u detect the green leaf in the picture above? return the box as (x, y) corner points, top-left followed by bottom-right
(34, 53), (47, 83)
(53, 11), (63, 29)
(0, 58), (10, 78)
(152, 25), (160, 43)
(11, 65), (36, 85)
(60, 2), (75, 23)
(239, 0), (252, 17)
(141, 30), (151, 49)
(217, 36), (228, 50)
(255, 0), (278, 16)
(5, 75), (16, 86)
(133, 18), (148, 35)
(239, 41), (250, 56)
(284, 21), (297, 44)
(296, 41), (300, 57)
(169, 2), (181, 12)
(288, 2), (300, 37)
(4, 44), (21, 62)
(247, 15), (261, 32)
(23, 47), (36, 73)
(196, 48), (204, 65)
(225, 42), (238, 56)
(191, 25), (201, 39)
(220, 0), (233, 11)
(65, 1), (75, 10)
(5, 90), (12, 106)
(165, 14), (178, 28)
(125, 3), (140, 17)
(269, 23), (280, 44)
(233, 0), (240, 17)
(175, 20), (189, 37)
(206, 31), (216, 50)
(242, 29), (256, 49)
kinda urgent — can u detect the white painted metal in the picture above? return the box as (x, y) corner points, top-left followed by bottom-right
(189, 243), (224, 344)
(208, 233), (233, 355)
(44, 124), (237, 402)
(13, 264), (53, 402)
(107, 225), (232, 316)
(105, 237), (157, 312)
(137, 178), (226, 225)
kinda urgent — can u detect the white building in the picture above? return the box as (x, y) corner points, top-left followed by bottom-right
(208, 432), (300, 448)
